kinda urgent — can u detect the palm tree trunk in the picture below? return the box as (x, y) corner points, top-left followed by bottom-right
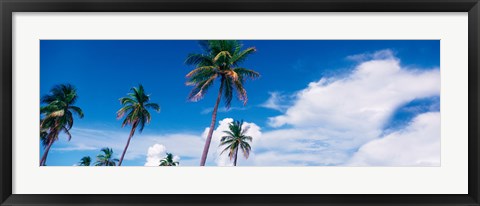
(200, 79), (225, 166)
(118, 121), (138, 166)
(40, 139), (54, 166)
(233, 146), (239, 166)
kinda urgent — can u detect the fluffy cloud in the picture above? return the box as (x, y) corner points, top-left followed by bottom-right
(144, 144), (181, 166)
(269, 53), (439, 129)
(254, 128), (351, 166)
(347, 112), (440, 166)
(144, 144), (167, 166)
(256, 50), (440, 166)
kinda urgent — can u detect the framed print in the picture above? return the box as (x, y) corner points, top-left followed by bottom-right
(1, 0), (479, 205)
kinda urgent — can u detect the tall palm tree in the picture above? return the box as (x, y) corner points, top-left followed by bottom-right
(159, 153), (179, 166)
(219, 120), (253, 166)
(40, 84), (84, 166)
(94, 148), (119, 166)
(117, 84), (160, 166)
(185, 40), (260, 166)
(79, 156), (91, 166)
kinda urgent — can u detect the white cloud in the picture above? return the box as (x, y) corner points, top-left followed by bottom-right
(144, 144), (167, 166)
(255, 49), (440, 166)
(200, 106), (248, 115)
(52, 143), (98, 151)
(260, 92), (291, 112)
(347, 112), (440, 166)
(173, 155), (181, 162)
(269, 54), (439, 129)
(346, 49), (396, 62)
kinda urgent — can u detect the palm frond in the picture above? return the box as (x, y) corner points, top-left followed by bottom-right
(222, 77), (233, 108)
(145, 103), (160, 112)
(138, 114), (147, 133)
(40, 104), (61, 114)
(240, 142), (251, 159)
(230, 47), (256, 66)
(224, 70), (239, 81)
(62, 126), (72, 141)
(222, 131), (235, 137)
(243, 135), (253, 142)
(117, 105), (134, 119)
(69, 106), (84, 118)
(119, 97), (136, 105)
(213, 51), (232, 63)
(188, 74), (217, 101)
(232, 79), (247, 104)
(186, 68), (217, 86)
(47, 110), (65, 118)
(220, 144), (233, 155)
(219, 138), (235, 146)
(185, 53), (213, 66)
(233, 67), (260, 80)
(186, 66), (216, 78)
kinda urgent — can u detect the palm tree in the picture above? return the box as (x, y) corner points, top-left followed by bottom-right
(79, 156), (91, 166)
(219, 120), (253, 166)
(40, 84), (84, 166)
(159, 153), (179, 166)
(117, 84), (160, 166)
(185, 40), (260, 166)
(94, 148), (119, 166)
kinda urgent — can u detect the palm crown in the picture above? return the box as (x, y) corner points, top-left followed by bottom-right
(117, 84), (160, 132)
(40, 84), (84, 142)
(94, 148), (119, 166)
(185, 40), (260, 108)
(79, 156), (91, 166)
(159, 153), (179, 166)
(220, 120), (253, 166)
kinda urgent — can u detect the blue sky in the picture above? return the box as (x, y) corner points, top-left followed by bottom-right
(40, 40), (440, 166)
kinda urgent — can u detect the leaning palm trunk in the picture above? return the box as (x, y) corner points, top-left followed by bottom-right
(118, 121), (138, 166)
(40, 128), (58, 166)
(200, 80), (225, 166)
(40, 138), (54, 166)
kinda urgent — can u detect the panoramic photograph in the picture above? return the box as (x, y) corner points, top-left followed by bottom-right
(39, 40), (440, 166)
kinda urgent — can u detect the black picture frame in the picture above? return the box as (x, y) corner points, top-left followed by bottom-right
(1, 0), (479, 205)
